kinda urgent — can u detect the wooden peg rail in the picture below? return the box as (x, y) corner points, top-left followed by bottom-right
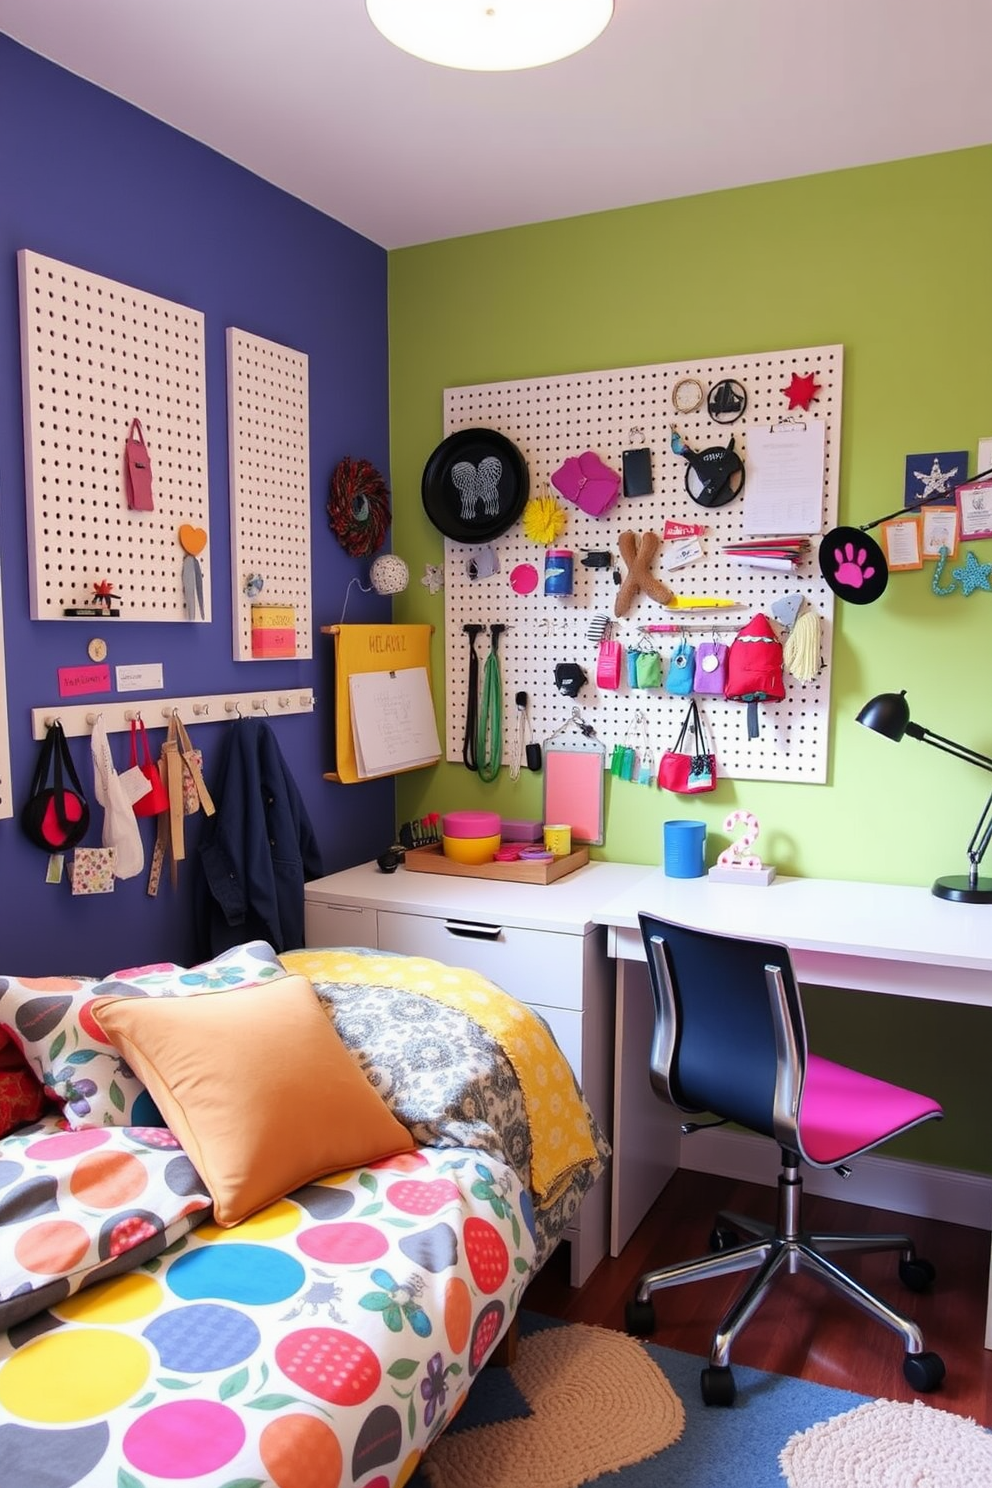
(31, 690), (315, 740)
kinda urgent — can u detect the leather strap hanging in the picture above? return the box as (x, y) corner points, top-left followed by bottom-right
(146, 722), (184, 895)
(163, 726), (185, 869)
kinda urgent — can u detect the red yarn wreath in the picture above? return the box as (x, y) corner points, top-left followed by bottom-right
(327, 456), (391, 557)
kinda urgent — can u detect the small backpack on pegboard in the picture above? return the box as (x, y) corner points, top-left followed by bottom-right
(724, 613), (785, 739)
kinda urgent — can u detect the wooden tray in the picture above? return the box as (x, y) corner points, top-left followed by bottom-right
(402, 843), (590, 884)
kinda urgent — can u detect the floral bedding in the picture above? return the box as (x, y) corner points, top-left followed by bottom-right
(0, 944), (608, 1488)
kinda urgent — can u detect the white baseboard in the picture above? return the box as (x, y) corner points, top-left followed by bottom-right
(681, 1127), (992, 1232)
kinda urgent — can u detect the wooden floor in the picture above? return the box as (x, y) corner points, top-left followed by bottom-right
(526, 1168), (992, 1426)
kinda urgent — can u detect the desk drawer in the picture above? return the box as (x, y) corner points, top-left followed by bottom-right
(377, 910), (586, 1012)
(305, 901), (377, 950)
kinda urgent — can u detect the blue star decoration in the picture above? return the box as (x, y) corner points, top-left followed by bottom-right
(951, 549), (992, 596)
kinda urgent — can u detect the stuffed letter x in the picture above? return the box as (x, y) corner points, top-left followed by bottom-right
(614, 530), (674, 618)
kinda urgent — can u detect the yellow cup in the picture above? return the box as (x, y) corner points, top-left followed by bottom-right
(543, 823), (572, 857)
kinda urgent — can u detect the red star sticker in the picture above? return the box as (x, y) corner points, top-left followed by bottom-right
(781, 372), (820, 410)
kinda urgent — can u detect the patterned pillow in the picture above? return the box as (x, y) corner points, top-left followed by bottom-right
(0, 942), (286, 1130)
(0, 1114), (212, 1332)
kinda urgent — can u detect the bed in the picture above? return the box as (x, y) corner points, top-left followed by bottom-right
(0, 940), (608, 1488)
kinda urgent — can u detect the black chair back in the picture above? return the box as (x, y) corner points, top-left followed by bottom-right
(638, 912), (809, 1146)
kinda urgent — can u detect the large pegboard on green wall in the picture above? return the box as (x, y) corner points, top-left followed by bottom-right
(442, 345), (841, 784)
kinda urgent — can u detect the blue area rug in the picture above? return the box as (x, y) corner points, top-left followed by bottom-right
(410, 1310), (870, 1488)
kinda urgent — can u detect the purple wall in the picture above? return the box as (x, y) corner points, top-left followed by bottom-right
(0, 37), (395, 973)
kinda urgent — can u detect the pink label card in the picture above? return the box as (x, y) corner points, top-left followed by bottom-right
(58, 664), (111, 698)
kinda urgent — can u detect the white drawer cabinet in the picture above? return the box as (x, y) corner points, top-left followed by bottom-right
(304, 860), (648, 1286)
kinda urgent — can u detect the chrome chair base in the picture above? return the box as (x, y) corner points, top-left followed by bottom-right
(629, 1159), (935, 1374)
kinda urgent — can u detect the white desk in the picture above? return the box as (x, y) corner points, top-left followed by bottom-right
(593, 870), (992, 1345)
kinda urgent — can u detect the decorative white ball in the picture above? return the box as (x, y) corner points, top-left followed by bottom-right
(369, 553), (410, 595)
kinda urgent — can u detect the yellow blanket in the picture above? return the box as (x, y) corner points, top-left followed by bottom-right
(282, 948), (600, 1208)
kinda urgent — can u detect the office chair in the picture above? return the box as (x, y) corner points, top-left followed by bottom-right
(626, 913), (946, 1406)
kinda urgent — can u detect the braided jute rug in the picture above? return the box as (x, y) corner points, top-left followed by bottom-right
(419, 1322), (683, 1488)
(411, 1315), (992, 1488)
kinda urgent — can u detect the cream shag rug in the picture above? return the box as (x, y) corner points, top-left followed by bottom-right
(781, 1397), (992, 1487)
(420, 1322), (685, 1488)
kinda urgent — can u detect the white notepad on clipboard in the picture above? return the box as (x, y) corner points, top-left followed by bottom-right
(349, 666), (442, 779)
(742, 419), (826, 535)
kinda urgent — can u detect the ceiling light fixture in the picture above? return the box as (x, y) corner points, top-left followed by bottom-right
(365, 0), (614, 72)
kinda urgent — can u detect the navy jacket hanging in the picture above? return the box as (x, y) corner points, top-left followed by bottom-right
(196, 718), (323, 955)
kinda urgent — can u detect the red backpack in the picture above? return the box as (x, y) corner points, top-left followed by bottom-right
(724, 614), (785, 738)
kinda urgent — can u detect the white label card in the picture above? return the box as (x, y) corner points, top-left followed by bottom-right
(116, 664), (164, 693)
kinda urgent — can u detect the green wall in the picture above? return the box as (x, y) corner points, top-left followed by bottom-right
(387, 146), (992, 1175)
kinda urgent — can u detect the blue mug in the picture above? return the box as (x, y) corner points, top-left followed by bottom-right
(663, 819), (706, 879)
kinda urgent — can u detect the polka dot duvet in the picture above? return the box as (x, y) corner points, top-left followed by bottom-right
(0, 1134), (535, 1488)
(0, 945), (608, 1488)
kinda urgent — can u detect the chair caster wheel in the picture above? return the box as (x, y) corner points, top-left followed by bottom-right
(709, 1226), (740, 1252)
(625, 1298), (656, 1336)
(700, 1365), (736, 1406)
(899, 1256), (936, 1292)
(903, 1351), (945, 1393)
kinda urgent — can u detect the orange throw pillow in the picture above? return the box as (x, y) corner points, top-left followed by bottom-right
(91, 974), (413, 1225)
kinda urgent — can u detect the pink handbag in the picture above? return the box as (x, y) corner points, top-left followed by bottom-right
(658, 700), (717, 794)
(596, 639), (623, 690)
(125, 418), (154, 511)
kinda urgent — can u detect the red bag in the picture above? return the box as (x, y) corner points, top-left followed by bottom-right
(20, 722), (90, 850)
(130, 719), (169, 816)
(658, 700), (716, 794)
(125, 418), (154, 511)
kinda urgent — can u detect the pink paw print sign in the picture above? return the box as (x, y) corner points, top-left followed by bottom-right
(818, 525), (888, 605)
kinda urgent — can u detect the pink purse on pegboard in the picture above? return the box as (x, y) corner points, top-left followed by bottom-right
(125, 418), (154, 511)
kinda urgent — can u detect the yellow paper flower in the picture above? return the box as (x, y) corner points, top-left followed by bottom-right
(522, 489), (567, 545)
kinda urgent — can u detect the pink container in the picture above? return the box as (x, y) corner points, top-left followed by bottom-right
(442, 810), (501, 840)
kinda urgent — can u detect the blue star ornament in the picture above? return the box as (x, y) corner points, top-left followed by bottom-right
(951, 550), (992, 596)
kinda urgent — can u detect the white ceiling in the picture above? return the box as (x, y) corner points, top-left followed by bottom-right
(2, 0), (992, 250)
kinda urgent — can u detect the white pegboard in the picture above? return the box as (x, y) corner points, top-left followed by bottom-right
(18, 250), (210, 622)
(227, 328), (312, 661)
(0, 560), (11, 820)
(442, 346), (841, 784)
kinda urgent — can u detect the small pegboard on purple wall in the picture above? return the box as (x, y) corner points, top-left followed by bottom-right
(18, 249), (210, 623)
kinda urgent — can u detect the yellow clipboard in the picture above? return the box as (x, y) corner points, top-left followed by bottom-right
(322, 623), (436, 784)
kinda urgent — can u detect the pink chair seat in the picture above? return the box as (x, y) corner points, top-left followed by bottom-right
(799, 1054), (944, 1166)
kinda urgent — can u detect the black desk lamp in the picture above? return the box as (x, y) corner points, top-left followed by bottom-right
(856, 690), (992, 903)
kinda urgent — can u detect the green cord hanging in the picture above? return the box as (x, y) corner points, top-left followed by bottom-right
(476, 625), (505, 782)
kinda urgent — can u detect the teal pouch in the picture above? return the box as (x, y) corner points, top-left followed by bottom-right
(665, 640), (696, 695)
